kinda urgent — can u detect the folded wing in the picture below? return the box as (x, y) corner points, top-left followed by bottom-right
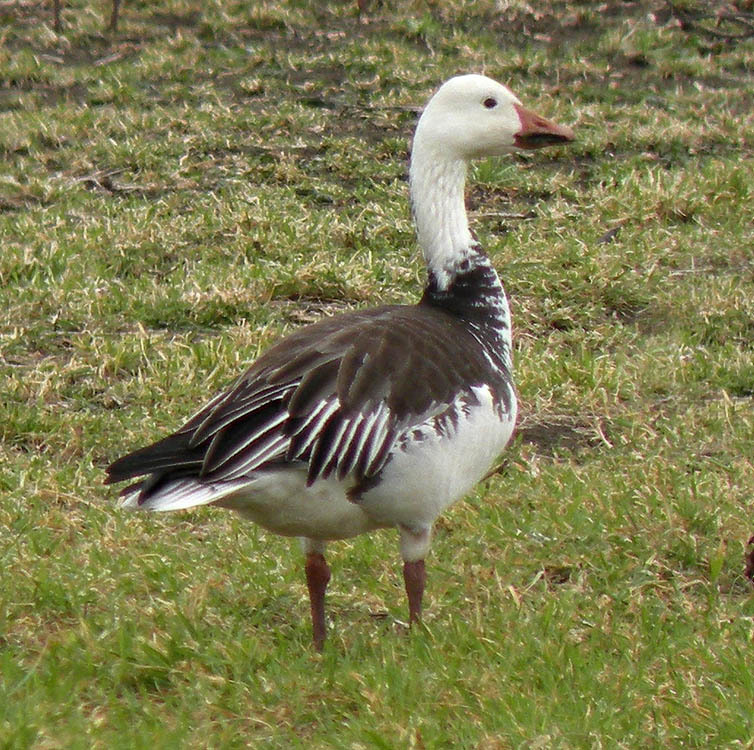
(106, 305), (512, 504)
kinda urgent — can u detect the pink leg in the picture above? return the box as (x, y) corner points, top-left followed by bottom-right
(403, 559), (426, 624)
(305, 551), (331, 651)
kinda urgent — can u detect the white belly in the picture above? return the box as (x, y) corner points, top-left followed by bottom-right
(216, 470), (385, 540)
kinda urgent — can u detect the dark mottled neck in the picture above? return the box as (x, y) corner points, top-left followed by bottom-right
(420, 247), (511, 334)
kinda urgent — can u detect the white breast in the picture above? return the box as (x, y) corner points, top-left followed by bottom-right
(358, 384), (517, 530)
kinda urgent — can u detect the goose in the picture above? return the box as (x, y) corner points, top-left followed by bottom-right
(106, 74), (574, 650)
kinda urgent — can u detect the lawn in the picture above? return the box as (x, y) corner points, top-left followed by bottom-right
(2, 0), (754, 747)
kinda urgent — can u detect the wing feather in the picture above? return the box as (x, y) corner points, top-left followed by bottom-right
(286, 399), (340, 461)
(190, 382), (295, 447)
(201, 410), (289, 475)
(325, 417), (362, 479)
(354, 407), (392, 478)
(219, 435), (291, 481)
(307, 411), (356, 484)
(336, 412), (376, 480)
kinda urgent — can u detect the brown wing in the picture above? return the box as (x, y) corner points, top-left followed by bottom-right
(106, 304), (512, 500)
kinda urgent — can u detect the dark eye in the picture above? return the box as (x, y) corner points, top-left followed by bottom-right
(483, 97), (498, 109)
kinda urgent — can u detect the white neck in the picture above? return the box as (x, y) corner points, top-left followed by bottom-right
(409, 139), (475, 291)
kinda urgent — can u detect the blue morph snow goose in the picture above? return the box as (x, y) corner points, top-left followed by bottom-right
(106, 74), (574, 650)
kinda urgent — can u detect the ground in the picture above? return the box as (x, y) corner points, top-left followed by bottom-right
(1, 1), (754, 747)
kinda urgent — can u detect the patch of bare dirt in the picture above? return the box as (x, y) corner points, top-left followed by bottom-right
(516, 413), (614, 457)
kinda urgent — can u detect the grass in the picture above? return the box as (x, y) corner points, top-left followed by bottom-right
(2, 0), (754, 746)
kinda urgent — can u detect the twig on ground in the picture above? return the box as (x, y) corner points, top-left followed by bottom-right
(668, 1), (754, 43)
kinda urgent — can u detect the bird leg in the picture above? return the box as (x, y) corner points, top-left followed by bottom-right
(305, 551), (331, 651)
(403, 559), (426, 624)
(399, 525), (431, 625)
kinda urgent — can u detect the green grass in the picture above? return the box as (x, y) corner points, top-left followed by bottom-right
(2, 0), (754, 746)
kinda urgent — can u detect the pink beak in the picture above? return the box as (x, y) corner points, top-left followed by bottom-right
(513, 103), (575, 149)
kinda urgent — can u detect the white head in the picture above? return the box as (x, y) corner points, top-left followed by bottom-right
(413, 74), (574, 161)
(409, 74), (573, 286)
